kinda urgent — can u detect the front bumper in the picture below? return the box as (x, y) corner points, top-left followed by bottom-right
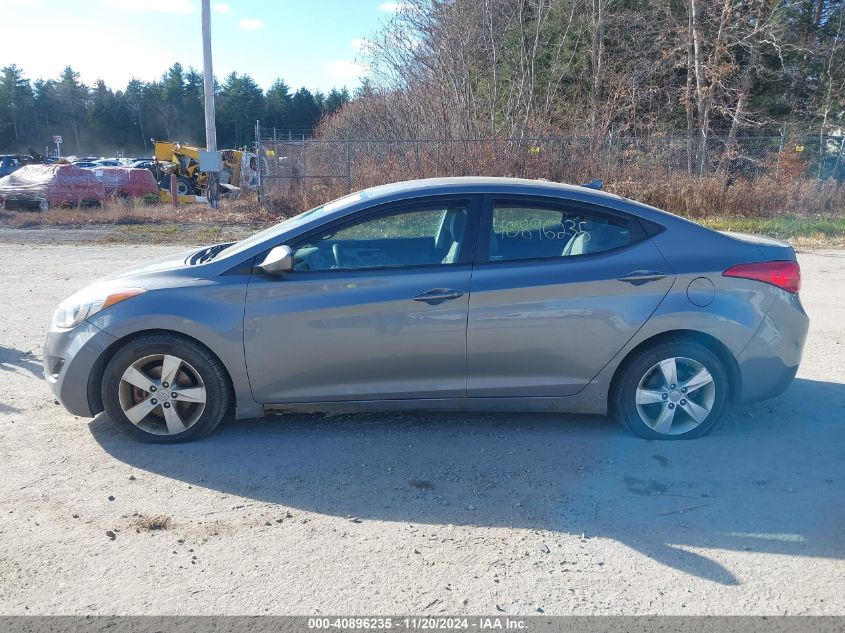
(736, 290), (809, 403)
(43, 321), (118, 417)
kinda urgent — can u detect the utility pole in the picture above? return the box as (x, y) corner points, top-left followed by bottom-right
(201, 0), (220, 209)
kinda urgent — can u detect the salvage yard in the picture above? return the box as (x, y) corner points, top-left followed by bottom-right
(0, 237), (843, 615)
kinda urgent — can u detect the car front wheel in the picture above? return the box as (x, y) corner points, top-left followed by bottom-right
(102, 334), (231, 443)
(611, 340), (730, 440)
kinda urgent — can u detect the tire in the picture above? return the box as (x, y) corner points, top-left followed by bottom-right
(102, 333), (232, 443)
(158, 175), (195, 197)
(610, 339), (730, 440)
(176, 176), (195, 196)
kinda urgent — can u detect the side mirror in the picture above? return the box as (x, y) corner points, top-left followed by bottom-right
(257, 245), (293, 275)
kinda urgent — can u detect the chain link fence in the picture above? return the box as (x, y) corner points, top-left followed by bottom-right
(254, 127), (845, 210)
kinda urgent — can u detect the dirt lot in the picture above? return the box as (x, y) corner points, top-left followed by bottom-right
(0, 239), (843, 616)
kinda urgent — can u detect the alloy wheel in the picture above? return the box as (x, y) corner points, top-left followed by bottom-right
(117, 354), (207, 435)
(634, 356), (716, 436)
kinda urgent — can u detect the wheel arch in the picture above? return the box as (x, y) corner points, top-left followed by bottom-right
(608, 329), (741, 409)
(87, 328), (236, 417)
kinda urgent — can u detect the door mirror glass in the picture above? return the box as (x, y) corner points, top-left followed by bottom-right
(257, 245), (293, 275)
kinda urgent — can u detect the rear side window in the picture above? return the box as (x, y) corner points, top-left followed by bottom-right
(490, 203), (631, 262)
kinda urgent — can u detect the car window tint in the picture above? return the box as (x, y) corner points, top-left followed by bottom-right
(490, 204), (631, 262)
(292, 204), (469, 271)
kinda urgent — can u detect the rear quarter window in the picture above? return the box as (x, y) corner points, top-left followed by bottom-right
(490, 203), (632, 262)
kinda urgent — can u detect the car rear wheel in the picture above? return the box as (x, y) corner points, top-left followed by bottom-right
(102, 334), (231, 443)
(611, 340), (729, 440)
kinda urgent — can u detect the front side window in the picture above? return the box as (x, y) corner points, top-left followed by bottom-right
(292, 203), (470, 271)
(490, 203), (631, 262)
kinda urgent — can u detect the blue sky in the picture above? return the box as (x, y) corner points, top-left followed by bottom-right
(0, 0), (401, 93)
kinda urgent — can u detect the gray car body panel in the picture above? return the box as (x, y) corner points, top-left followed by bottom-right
(466, 238), (673, 396)
(43, 320), (118, 417)
(245, 265), (474, 402)
(42, 177), (808, 420)
(734, 287), (808, 401)
(86, 275), (262, 420)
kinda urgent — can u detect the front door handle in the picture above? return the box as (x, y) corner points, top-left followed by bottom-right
(413, 288), (465, 303)
(617, 270), (668, 285)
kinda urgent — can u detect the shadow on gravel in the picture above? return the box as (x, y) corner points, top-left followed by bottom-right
(0, 345), (44, 380)
(90, 377), (845, 587)
(0, 345), (41, 414)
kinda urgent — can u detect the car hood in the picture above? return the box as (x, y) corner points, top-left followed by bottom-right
(61, 243), (239, 309)
(100, 246), (201, 284)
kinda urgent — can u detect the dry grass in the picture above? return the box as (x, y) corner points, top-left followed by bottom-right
(2, 172), (843, 248)
(698, 215), (845, 248)
(0, 195), (292, 229)
(133, 515), (171, 531)
(264, 137), (845, 219)
(607, 175), (845, 219)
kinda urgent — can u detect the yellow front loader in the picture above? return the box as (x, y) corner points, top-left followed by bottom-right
(153, 141), (264, 203)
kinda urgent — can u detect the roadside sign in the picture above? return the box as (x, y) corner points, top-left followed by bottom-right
(53, 135), (62, 144)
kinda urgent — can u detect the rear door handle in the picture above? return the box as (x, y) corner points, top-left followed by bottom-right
(617, 270), (668, 285)
(413, 288), (465, 303)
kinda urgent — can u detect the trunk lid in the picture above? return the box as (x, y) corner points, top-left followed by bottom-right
(719, 231), (797, 261)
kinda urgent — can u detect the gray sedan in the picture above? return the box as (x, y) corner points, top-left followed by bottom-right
(43, 177), (808, 442)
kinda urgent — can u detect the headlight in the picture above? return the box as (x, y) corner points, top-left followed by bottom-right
(53, 288), (145, 329)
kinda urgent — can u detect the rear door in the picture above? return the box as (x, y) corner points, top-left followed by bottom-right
(467, 195), (673, 397)
(244, 196), (480, 403)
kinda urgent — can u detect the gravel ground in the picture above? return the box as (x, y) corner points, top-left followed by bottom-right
(0, 241), (843, 616)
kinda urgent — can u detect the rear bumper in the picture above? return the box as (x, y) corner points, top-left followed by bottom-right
(736, 290), (809, 403)
(43, 321), (118, 417)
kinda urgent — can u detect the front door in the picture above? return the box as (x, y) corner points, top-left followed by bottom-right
(467, 196), (673, 397)
(244, 197), (479, 403)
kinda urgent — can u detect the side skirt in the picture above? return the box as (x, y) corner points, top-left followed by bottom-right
(264, 395), (606, 416)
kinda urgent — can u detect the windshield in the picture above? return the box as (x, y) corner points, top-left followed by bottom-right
(215, 192), (365, 260)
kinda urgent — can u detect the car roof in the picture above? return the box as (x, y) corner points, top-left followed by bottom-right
(216, 176), (709, 265)
(360, 176), (623, 203)
(345, 176), (701, 232)
(352, 176), (682, 220)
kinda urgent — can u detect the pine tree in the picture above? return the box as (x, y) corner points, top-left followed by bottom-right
(55, 66), (88, 153)
(265, 79), (292, 130)
(0, 65), (35, 146)
(217, 72), (265, 147)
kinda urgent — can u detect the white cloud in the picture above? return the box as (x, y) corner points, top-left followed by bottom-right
(239, 17), (264, 30)
(101, 0), (196, 14)
(213, 2), (230, 13)
(325, 59), (370, 86)
(378, 2), (411, 12)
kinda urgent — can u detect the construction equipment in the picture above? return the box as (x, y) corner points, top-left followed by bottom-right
(152, 140), (264, 203)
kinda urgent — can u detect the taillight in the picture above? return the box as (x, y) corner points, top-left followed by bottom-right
(723, 260), (801, 293)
